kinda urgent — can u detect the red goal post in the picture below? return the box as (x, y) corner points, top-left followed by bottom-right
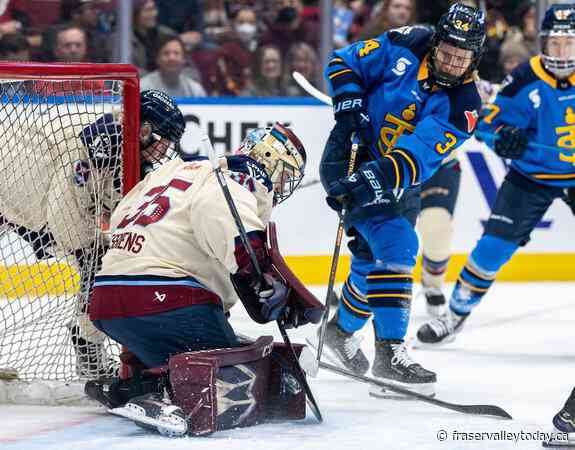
(0, 62), (141, 397)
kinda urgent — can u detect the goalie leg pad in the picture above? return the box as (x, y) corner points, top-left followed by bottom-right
(168, 336), (306, 435)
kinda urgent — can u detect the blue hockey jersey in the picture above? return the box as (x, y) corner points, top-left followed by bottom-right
(478, 55), (575, 187)
(326, 26), (482, 186)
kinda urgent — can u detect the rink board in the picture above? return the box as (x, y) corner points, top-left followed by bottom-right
(0, 98), (572, 296)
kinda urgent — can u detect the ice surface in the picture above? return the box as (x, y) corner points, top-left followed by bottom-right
(2, 283), (574, 450)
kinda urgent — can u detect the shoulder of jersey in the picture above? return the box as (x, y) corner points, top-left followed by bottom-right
(445, 81), (482, 133)
(498, 57), (540, 98)
(386, 25), (434, 60)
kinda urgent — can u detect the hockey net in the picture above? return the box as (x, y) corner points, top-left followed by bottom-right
(0, 63), (139, 404)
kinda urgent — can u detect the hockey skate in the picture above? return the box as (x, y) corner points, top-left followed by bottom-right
(421, 285), (447, 318)
(416, 309), (468, 346)
(369, 340), (436, 397)
(307, 313), (369, 376)
(110, 393), (188, 437)
(543, 388), (575, 448)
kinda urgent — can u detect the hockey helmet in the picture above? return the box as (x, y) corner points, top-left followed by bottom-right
(237, 123), (306, 205)
(540, 4), (575, 79)
(140, 90), (185, 144)
(429, 3), (486, 88)
(139, 90), (186, 177)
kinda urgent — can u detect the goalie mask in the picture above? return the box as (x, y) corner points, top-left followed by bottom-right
(237, 123), (306, 205)
(540, 4), (575, 79)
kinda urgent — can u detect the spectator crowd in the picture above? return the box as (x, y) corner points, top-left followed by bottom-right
(0, 0), (537, 97)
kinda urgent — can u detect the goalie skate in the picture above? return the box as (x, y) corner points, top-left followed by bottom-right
(110, 393), (188, 438)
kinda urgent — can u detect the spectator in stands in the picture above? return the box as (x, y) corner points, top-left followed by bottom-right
(207, 6), (258, 96)
(0, 1), (23, 39)
(0, 32), (30, 60)
(358, 0), (416, 40)
(241, 44), (286, 97)
(284, 42), (318, 96)
(111, 0), (176, 74)
(156, 0), (203, 51)
(499, 38), (530, 76)
(140, 35), (206, 97)
(203, 0), (232, 49)
(53, 25), (88, 63)
(260, 0), (319, 56)
(477, 8), (508, 83)
(60, 0), (110, 62)
(500, 1), (537, 63)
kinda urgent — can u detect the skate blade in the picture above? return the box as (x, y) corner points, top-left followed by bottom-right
(368, 378), (436, 399)
(110, 404), (188, 437)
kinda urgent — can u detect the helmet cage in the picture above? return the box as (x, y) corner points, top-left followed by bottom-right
(541, 30), (575, 79)
(429, 4), (486, 88)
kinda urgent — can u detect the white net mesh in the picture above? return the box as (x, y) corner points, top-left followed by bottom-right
(0, 78), (128, 383)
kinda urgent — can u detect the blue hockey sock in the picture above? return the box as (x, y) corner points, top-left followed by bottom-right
(366, 268), (413, 340)
(450, 235), (517, 315)
(337, 274), (371, 334)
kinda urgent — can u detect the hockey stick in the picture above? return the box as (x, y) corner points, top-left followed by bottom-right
(475, 130), (575, 154)
(319, 361), (513, 419)
(291, 73), (361, 363)
(293, 71), (333, 105)
(316, 134), (360, 365)
(203, 136), (323, 423)
(298, 177), (320, 190)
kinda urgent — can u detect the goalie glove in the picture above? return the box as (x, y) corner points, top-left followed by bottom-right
(231, 231), (289, 324)
(230, 271), (289, 324)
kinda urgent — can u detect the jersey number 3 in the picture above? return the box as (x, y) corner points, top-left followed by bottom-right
(116, 178), (193, 229)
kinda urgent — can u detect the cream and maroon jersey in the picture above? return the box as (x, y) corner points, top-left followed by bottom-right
(97, 157), (274, 310)
(0, 109), (121, 254)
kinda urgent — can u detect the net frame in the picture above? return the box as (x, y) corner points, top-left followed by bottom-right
(0, 62), (140, 390)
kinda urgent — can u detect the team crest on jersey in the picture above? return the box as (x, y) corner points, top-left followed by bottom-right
(72, 160), (91, 186)
(464, 110), (479, 133)
(392, 57), (413, 76)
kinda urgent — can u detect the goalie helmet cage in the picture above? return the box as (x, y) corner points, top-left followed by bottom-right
(0, 62), (140, 398)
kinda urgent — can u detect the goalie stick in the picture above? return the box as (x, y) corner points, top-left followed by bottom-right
(203, 135), (323, 423)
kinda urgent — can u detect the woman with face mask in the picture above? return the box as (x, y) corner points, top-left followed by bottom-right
(207, 7), (258, 96)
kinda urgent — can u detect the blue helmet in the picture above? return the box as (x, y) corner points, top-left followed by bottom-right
(140, 90), (185, 144)
(540, 4), (575, 78)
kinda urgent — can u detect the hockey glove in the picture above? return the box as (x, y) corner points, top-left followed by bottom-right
(494, 125), (528, 159)
(333, 94), (372, 147)
(326, 161), (391, 211)
(564, 187), (575, 216)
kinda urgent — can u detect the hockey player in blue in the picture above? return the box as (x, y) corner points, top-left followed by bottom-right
(417, 4), (575, 346)
(319, 3), (484, 395)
